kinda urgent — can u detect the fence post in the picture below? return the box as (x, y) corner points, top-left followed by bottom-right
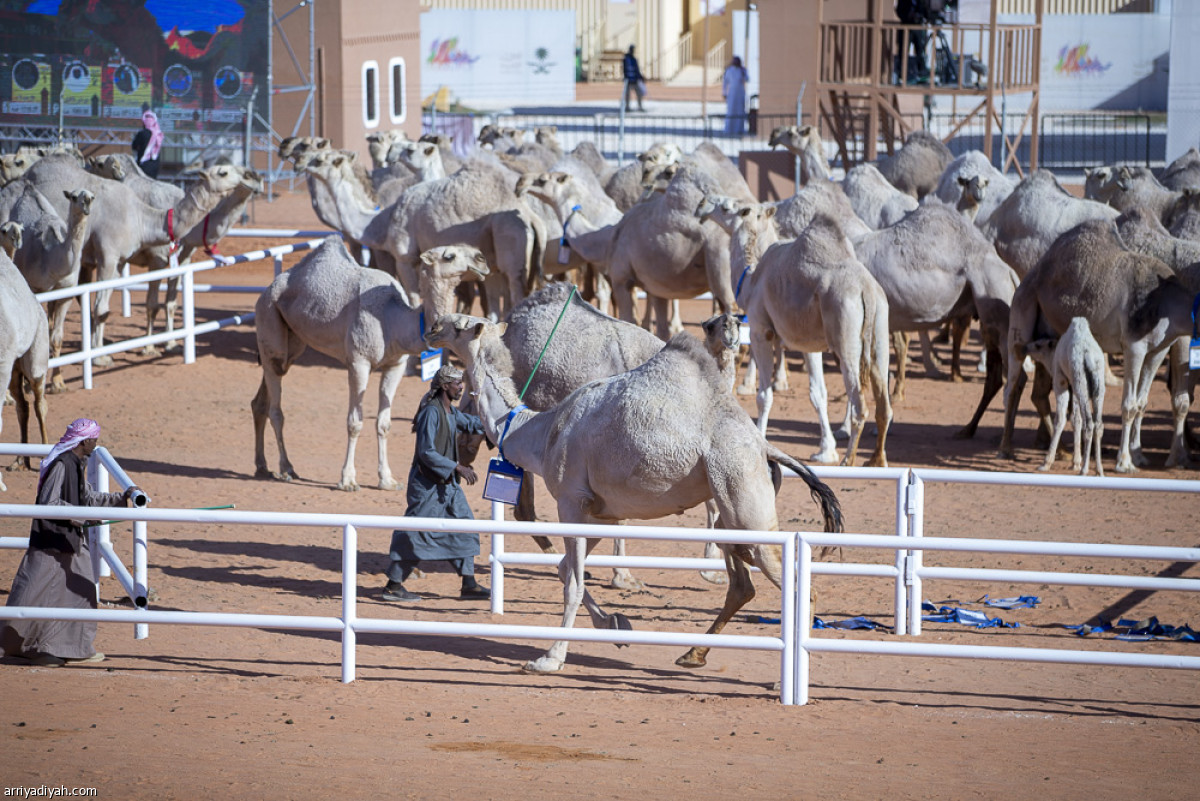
(893, 469), (911, 635)
(490, 500), (505, 615)
(906, 472), (925, 636)
(794, 537), (813, 706)
(181, 253), (197, 364)
(780, 532), (797, 705)
(133, 519), (149, 640)
(121, 263), (132, 318)
(341, 523), (358, 683)
(88, 447), (112, 579)
(81, 288), (93, 391)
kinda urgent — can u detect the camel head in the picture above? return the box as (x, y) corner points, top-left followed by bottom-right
(419, 133), (454, 149)
(424, 312), (501, 361)
(391, 140), (440, 172)
(238, 168), (266, 195)
(419, 245), (490, 283)
(91, 154), (127, 181)
(0, 152), (38, 185)
(695, 193), (743, 228)
(1083, 166), (1117, 202)
(192, 163), (245, 196)
(0, 221), (22, 258)
(279, 135), (331, 163)
(366, 129), (410, 166)
(517, 171), (572, 208)
(955, 174), (990, 211)
(534, 126), (560, 149)
(638, 162), (680, 200)
(63, 188), (95, 217)
(701, 312), (740, 357)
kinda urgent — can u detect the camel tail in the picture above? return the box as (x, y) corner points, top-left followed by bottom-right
(765, 445), (844, 533)
(858, 294), (876, 401)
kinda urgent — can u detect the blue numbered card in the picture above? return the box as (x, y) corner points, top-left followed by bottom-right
(483, 458), (524, 505)
(420, 349), (443, 381)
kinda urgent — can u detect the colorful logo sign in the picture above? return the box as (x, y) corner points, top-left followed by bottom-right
(427, 38), (479, 67)
(9, 57), (51, 115)
(1054, 44), (1111, 77)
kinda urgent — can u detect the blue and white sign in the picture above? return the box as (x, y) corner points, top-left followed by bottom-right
(421, 10), (576, 107)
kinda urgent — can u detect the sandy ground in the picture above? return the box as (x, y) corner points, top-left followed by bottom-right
(1, 190), (1198, 800)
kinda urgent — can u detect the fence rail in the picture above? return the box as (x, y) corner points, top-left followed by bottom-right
(2, 451), (1196, 705)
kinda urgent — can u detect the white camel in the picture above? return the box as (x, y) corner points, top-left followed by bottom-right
(252, 238), (489, 491)
(1023, 317), (1107, 477)
(698, 196), (892, 467)
(0, 249), (50, 490)
(932, 150), (1015, 226)
(425, 314), (843, 673)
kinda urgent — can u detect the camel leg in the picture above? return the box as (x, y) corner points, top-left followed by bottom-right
(1166, 338), (1194, 469)
(374, 361), (405, 491)
(676, 547), (756, 668)
(609, 535), (643, 591)
(956, 344), (1004, 440)
(1114, 343), (1149, 473)
(804, 352), (839, 464)
(865, 337), (892, 468)
(890, 330), (909, 403)
(590, 268), (613, 317)
(1128, 346), (1170, 469)
(162, 277), (182, 351)
(1087, 384), (1106, 478)
(736, 342), (757, 396)
(668, 299), (684, 337)
(1037, 378), (1071, 472)
(88, 256), (123, 368)
(338, 361), (371, 491)
(611, 278), (638, 326)
(45, 298), (73, 394)
(649, 294), (672, 341)
(950, 317), (970, 382)
(511, 474), (556, 552)
(699, 507), (729, 585)
(143, 277), (164, 356)
(771, 339), (789, 392)
(836, 348), (868, 467)
(751, 330), (777, 435)
(918, 329), (945, 377)
(1030, 365), (1055, 449)
(998, 338), (1029, 459)
(255, 367), (300, 482)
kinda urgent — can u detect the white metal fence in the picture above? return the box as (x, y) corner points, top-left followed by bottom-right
(2, 450), (1197, 705)
(37, 232), (331, 390)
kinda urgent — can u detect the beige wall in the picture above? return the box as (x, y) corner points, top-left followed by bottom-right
(270, 0), (423, 165)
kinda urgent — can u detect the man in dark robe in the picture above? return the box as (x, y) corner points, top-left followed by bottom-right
(382, 365), (490, 602)
(2, 418), (142, 667)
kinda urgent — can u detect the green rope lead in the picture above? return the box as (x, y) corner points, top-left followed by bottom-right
(518, 284), (577, 401)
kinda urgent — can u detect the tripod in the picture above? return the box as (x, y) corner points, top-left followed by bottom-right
(931, 25), (958, 86)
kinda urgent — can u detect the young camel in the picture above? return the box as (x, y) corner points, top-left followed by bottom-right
(0, 249), (50, 489)
(697, 196), (892, 467)
(1023, 317), (1107, 476)
(252, 238), (489, 491)
(426, 314), (843, 673)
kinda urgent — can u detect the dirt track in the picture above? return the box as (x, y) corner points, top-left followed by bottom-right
(1, 189), (1198, 800)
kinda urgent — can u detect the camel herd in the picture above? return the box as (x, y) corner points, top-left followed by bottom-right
(3, 123), (1200, 674)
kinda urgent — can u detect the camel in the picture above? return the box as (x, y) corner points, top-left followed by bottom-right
(698, 196), (892, 466)
(127, 167), (265, 352)
(0, 151), (41, 186)
(416, 133), (466, 174)
(841, 163), (918, 229)
(1023, 317), (1107, 477)
(772, 179), (873, 242)
(5, 186), (93, 388)
(604, 143), (683, 211)
(9, 156), (247, 386)
(1000, 218), (1194, 472)
(301, 152), (545, 317)
(980, 169), (1119, 279)
(853, 203), (1018, 438)
(932, 150), (1015, 226)
(86, 153), (184, 209)
(1114, 208), (1200, 295)
(252, 237), (489, 491)
(1084, 165), (1184, 225)
(0, 249), (50, 490)
(874, 130), (954, 200)
(767, 125), (832, 185)
(425, 313), (843, 673)
(366, 129), (410, 170)
(1166, 189), (1200, 241)
(1160, 148), (1200, 192)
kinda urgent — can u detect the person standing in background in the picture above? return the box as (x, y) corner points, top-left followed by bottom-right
(132, 109), (163, 178)
(623, 45), (646, 113)
(722, 56), (749, 135)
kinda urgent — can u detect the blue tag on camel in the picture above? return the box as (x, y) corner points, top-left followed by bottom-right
(483, 458), (524, 505)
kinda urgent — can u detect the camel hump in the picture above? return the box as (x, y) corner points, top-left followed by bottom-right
(659, 331), (723, 385)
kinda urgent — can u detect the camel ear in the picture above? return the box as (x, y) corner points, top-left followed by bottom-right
(555, 172), (569, 184)
(471, 321), (487, 339)
(423, 144), (436, 157)
(63, 190), (73, 202)
(763, 205), (777, 220)
(957, 175), (969, 187)
(1083, 167), (1093, 177)
(799, 125), (812, 136)
(420, 249), (438, 267)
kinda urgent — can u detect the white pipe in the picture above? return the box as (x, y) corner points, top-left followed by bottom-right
(916, 566), (1200, 592)
(182, 254), (196, 364)
(780, 533), (797, 705)
(893, 469), (909, 635)
(341, 523), (357, 683)
(133, 520), (148, 639)
(796, 540), (813, 706)
(490, 500), (505, 615)
(909, 475), (925, 636)
(95, 539), (145, 607)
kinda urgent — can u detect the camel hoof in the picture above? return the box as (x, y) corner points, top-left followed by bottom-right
(336, 480), (360, 492)
(810, 448), (838, 464)
(410, 568), (426, 580)
(46, 381), (69, 395)
(699, 570), (728, 585)
(377, 478), (402, 491)
(952, 426), (976, 440)
(735, 385), (755, 396)
(675, 649), (707, 669)
(141, 345), (161, 357)
(272, 470), (299, 483)
(950, 373), (965, 384)
(609, 572), (645, 592)
(92, 354), (114, 368)
(1114, 462), (1137, 474)
(997, 447), (1015, 460)
(1036, 463), (1051, 473)
(522, 656), (565, 674)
